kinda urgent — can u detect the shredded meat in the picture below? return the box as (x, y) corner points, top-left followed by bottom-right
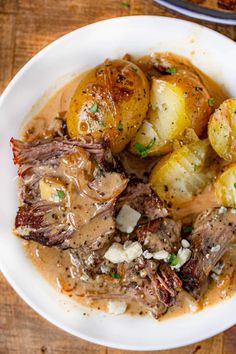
(180, 208), (236, 299)
(11, 136), (127, 246)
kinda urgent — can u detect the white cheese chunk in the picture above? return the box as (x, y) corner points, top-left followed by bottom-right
(153, 250), (170, 261)
(181, 239), (190, 248)
(104, 241), (142, 264)
(124, 241), (142, 262)
(108, 301), (127, 315)
(116, 204), (141, 233)
(211, 244), (221, 253)
(104, 243), (126, 264)
(143, 250), (153, 259)
(172, 248), (192, 270)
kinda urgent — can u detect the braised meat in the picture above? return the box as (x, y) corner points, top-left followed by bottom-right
(119, 257), (182, 318)
(180, 208), (236, 298)
(11, 136), (127, 246)
(117, 179), (168, 221)
(136, 218), (181, 253)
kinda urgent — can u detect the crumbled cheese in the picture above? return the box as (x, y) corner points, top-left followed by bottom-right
(116, 204), (141, 233)
(124, 241), (142, 262)
(206, 253), (210, 259)
(104, 241), (142, 264)
(143, 250), (153, 259)
(104, 243), (126, 263)
(172, 248), (192, 270)
(100, 264), (110, 274)
(211, 244), (221, 253)
(108, 301), (127, 315)
(153, 250), (170, 261)
(218, 206), (227, 214)
(212, 262), (224, 275)
(231, 208), (236, 214)
(181, 239), (190, 248)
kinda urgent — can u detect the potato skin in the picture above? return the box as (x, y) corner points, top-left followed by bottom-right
(131, 71), (212, 157)
(215, 163), (236, 207)
(208, 98), (236, 162)
(67, 59), (149, 153)
(149, 139), (216, 207)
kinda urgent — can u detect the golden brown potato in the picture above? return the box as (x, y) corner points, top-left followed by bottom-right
(67, 59), (149, 153)
(215, 163), (236, 207)
(131, 71), (212, 157)
(208, 98), (236, 162)
(149, 139), (216, 207)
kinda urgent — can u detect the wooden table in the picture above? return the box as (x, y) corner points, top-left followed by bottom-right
(0, 1), (236, 353)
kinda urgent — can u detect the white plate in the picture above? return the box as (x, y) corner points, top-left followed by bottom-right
(0, 16), (236, 351)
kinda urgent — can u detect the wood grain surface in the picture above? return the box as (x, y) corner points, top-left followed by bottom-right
(0, 0), (236, 353)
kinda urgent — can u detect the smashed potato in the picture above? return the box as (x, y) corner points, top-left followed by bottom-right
(215, 164), (236, 207)
(131, 71), (212, 157)
(67, 59), (149, 153)
(149, 139), (216, 207)
(208, 98), (236, 162)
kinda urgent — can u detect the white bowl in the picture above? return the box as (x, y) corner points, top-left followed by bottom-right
(0, 16), (236, 351)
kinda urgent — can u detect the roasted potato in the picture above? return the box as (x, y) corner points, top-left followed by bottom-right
(67, 59), (149, 153)
(131, 71), (212, 157)
(150, 139), (216, 207)
(208, 98), (236, 162)
(215, 164), (236, 207)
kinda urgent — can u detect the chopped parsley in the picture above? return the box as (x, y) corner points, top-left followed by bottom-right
(111, 273), (121, 279)
(134, 138), (156, 158)
(121, 1), (130, 8)
(208, 97), (215, 107)
(234, 183), (236, 189)
(168, 254), (178, 267)
(117, 121), (124, 131)
(183, 225), (193, 234)
(56, 189), (65, 199)
(166, 67), (177, 75)
(90, 101), (98, 113)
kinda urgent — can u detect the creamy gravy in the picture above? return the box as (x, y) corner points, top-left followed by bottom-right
(22, 54), (235, 319)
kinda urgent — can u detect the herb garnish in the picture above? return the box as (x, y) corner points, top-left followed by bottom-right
(90, 101), (98, 113)
(117, 121), (124, 131)
(111, 273), (121, 279)
(234, 183), (236, 189)
(134, 138), (156, 158)
(56, 189), (65, 199)
(183, 225), (193, 234)
(168, 254), (178, 267)
(208, 98), (215, 107)
(166, 67), (177, 74)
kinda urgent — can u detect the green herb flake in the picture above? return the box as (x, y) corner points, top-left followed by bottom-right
(208, 97), (215, 107)
(193, 164), (199, 172)
(122, 1), (130, 8)
(234, 183), (236, 189)
(168, 254), (178, 267)
(56, 189), (65, 199)
(166, 67), (177, 75)
(183, 225), (193, 234)
(90, 101), (98, 113)
(111, 273), (121, 279)
(117, 121), (124, 132)
(134, 138), (156, 158)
